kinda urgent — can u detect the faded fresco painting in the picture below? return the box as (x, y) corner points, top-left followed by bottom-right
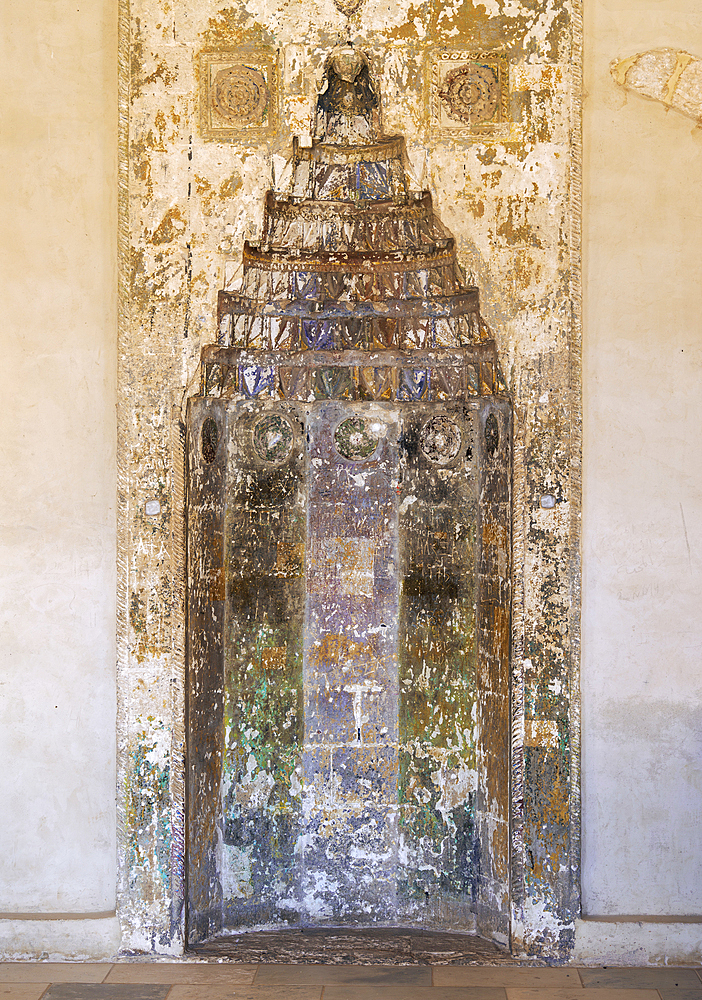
(118, 0), (581, 961)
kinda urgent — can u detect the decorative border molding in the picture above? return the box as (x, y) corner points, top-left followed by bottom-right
(568, 0), (585, 941)
(508, 0), (583, 957)
(116, 0), (131, 953)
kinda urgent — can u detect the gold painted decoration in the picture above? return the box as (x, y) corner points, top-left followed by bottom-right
(439, 63), (499, 124)
(200, 49), (278, 141)
(429, 51), (513, 140)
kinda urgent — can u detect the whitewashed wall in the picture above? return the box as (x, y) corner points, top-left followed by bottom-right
(0, 1), (120, 957)
(0, 0), (700, 961)
(577, 0), (702, 961)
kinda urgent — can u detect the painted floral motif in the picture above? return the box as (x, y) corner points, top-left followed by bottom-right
(253, 413), (294, 463)
(334, 416), (379, 460)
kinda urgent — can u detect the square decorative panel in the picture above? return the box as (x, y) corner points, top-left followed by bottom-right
(429, 51), (511, 139)
(200, 49), (278, 141)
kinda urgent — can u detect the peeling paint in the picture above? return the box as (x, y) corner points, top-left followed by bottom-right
(118, 0), (581, 962)
(612, 48), (702, 124)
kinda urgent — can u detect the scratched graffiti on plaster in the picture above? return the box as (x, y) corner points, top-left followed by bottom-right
(127, 718), (172, 903)
(186, 44), (511, 942)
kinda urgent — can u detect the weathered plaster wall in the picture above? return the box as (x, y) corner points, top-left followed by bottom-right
(581, 0), (702, 928)
(0, 0), (700, 966)
(118, 0), (581, 958)
(0, 0), (120, 956)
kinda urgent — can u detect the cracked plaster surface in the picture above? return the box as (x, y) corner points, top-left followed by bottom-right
(612, 48), (702, 123)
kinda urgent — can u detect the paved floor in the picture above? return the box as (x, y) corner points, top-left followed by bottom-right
(1, 962), (701, 1000)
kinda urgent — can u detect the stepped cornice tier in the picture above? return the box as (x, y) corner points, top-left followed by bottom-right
(243, 241), (457, 271)
(292, 134), (406, 167)
(212, 42), (506, 372)
(260, 191), (452, 256)
(289, 135), (410, 203)
(219, 289), (479, 319)
(199, 343), (505, 402)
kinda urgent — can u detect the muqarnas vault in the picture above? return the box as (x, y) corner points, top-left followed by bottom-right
(186, 45), (512, 945)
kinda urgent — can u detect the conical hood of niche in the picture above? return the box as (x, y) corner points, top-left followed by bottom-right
(186, 44), (512, 946)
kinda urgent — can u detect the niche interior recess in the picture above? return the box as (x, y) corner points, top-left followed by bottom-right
(186, 45), (512, 945)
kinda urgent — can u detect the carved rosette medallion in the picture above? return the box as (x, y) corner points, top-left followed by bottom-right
(334, 417), (379, 461)
(253, 413), (294, 463)
(420, 415), (462, 465)
(200, 49), (278, 141)
(212, 65), (269, 126)
(439, 63), (499, 124)
(429, 51), (511, 140)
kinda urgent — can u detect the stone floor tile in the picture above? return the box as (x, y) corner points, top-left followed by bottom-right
(0, 969), (111, 985)
(105, 965), (257, 985)
(323, 987), (507, 1000)
(254, 965), (432, 986)
(579, 970), (701, 990)
(43, 988), (171, 1000)
(434, 969), (580, 988)
(0, 987), (51, 1000)
(166, 988), (322, 1000)
(659, 991), (702, 1000)
(507, 989), (660, 1000)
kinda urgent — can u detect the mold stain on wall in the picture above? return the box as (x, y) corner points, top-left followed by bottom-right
(118, 0), (581, 960)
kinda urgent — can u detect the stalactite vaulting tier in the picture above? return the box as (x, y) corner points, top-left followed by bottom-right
(203, 44), (505, 400)
(186, 43), (512, 944)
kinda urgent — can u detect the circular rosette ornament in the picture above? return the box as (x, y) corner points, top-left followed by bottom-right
(212, 65), (269, 126)
(253, 413), (294, 464)
(420, 415), (462, 466)
(439, 63), (499, 124)
(334, 417), (379, 461)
